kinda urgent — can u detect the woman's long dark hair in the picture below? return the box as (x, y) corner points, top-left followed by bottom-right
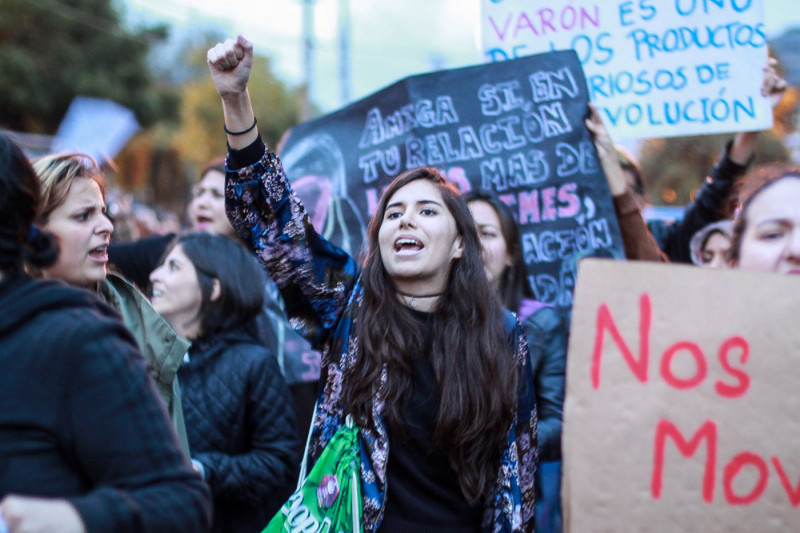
(464, 190), (535, 313)
(0, 135), (58, 274)
(344, 167), (518, 504)
(163, 232), (265, 339)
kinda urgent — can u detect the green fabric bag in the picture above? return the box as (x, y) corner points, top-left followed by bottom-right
(263, 414), (362, 533)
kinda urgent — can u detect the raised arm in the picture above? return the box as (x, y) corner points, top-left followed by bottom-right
(660, 58), (787, 262)
(729, 58), (788, 165)
(585, 103), (667, 262)
(207, 35), (259, 150)
(207, 36), (360, 350)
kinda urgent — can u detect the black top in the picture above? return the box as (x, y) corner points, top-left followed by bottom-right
(0, 273), (211, 532)
(652, 140), (749, 263)
(181, 326), (300, 533)
(380, 309), (482, 533)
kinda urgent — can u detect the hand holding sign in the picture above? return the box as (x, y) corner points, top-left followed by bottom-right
(760, 57), (787, 108)
(585, 103), (625, 196)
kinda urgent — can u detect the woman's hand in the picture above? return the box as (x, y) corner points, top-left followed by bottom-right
(585, 103), (615, 161)
(761, 56), (788, 109)
(207, 34), (254, 100)
(0, 496), (86, 533)
(730, 57), (787, 165)
(585, 103), (627, 197)
(207, 34), (259, 149)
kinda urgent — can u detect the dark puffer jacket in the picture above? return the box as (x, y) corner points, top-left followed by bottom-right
(0, 273), (211, 532)
(180, 326), (300, 533)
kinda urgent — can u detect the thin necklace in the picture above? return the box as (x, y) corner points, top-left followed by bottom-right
(398, 291), (443, 310)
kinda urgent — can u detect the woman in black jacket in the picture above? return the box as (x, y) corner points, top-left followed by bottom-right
(149, 231), (299, 533)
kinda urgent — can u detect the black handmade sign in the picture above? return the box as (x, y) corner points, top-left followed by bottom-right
(278, 49), (623, 315)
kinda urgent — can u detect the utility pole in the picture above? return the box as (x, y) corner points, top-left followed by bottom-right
(300, 0), (314, 121)
(338, 0), (351, 107)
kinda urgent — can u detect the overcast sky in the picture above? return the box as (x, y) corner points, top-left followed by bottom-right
(126, 0), (800, 113)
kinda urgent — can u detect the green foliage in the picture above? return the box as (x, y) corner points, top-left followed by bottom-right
(114, 33), (306, 217)
(0, 0), (312, 215)
(0, 0), (176, 132)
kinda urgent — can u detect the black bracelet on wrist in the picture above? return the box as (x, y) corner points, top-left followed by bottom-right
(224, 117), (257, 136)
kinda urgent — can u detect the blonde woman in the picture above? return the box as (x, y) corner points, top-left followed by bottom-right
(31, 153), (191, 454)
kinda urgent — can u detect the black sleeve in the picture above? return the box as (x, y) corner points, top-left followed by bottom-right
(227, 134), (266, 170)
(660, 140), (748, 263)
(108, 234), (175, 291)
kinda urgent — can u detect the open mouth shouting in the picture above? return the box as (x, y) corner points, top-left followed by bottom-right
(88, 243), (109, 263)
(194, 215), (214, 229)
(394, 237), (424, 256)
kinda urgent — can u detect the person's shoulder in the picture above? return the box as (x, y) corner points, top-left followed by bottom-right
(102, 272), (157, 319)
(227, 338), (272, 359)
(102, 272), (143, 303)
(520, 301), (562, 331)
(5, 274), (117, 325)
(209, 336), (286, 390)
(5, 278), (139, 365)
(208, 331), (275, 366)
(234, 341), (281, 376)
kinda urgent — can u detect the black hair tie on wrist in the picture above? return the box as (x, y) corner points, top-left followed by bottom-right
(224, 117), (257, 136)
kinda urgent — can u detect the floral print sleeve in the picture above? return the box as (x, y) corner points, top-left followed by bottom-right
(514, 318), (539, 531)
(484, 312), (538, 532)
(224, 140), (360, 351)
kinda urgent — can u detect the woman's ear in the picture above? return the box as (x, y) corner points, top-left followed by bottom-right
(451, 235), (464, 260)
(210, 278), (222, 302)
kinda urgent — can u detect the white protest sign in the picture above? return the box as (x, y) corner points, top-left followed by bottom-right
(53, 97), (140, 164)
(562, 259), (800, 532)
(480, 0), (771, 139)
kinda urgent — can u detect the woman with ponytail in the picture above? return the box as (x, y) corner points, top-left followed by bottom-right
(0, 134), (211, 532)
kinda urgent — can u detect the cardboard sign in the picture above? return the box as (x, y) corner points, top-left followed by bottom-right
(279, 50), (624, 315)
(562, 259), (800, 532)
(480, 0), (771, 139)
